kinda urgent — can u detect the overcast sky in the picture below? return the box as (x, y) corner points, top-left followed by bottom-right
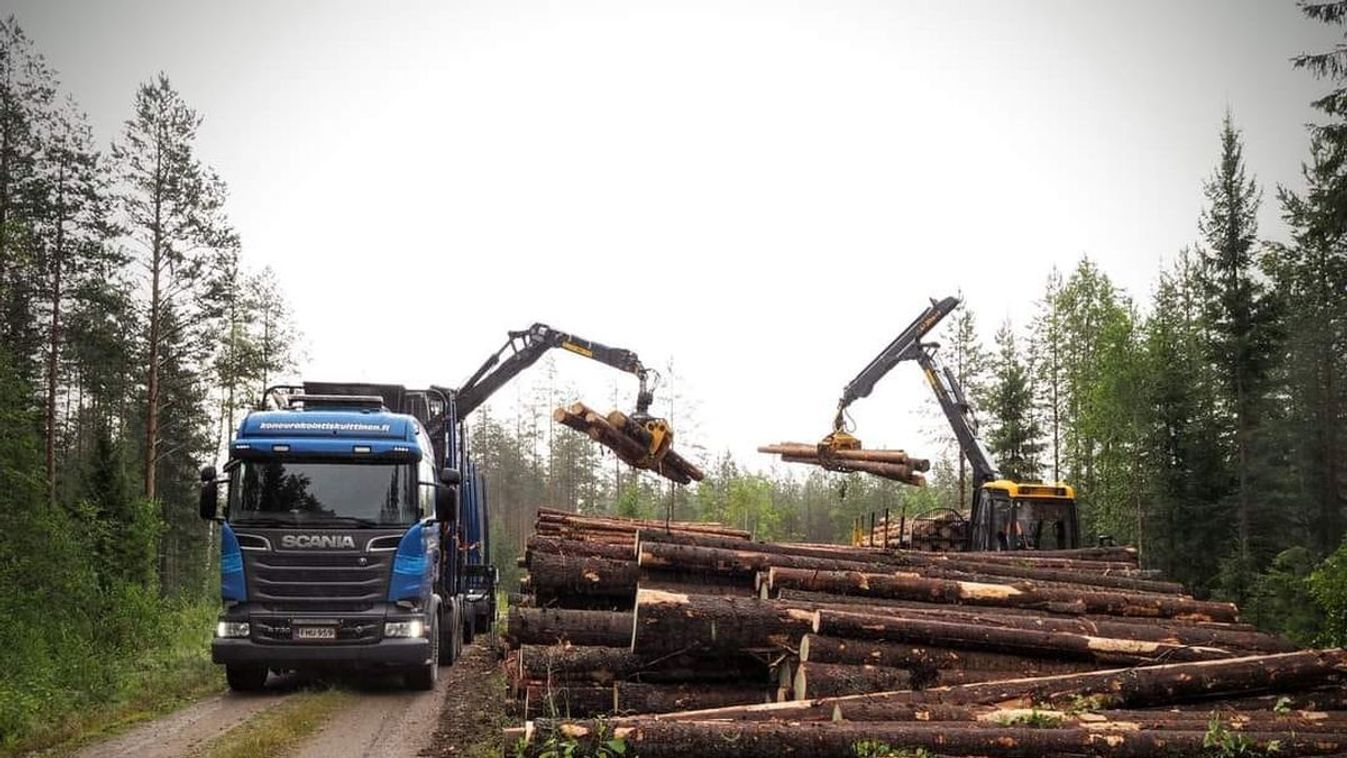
(6, 0), (1341, 473)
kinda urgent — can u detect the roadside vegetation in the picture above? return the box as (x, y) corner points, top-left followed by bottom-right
(0, 16), (297, 753)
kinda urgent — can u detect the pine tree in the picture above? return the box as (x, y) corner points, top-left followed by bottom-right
(0, 16), (56, 387)
(111, 74), (234, 502)
(34, 96), (111, 504)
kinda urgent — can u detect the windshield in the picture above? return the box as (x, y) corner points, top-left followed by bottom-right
(987, 497), (1077, 550)
(228, 460), (420, 527)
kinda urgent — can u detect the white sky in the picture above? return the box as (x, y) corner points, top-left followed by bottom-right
(9, 0), (1341, 471)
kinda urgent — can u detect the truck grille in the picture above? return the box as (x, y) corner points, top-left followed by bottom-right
(247, 551), (390, 612)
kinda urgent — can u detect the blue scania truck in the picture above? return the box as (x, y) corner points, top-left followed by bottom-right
(199, 382), (492, 690)
(199, 325), (663, 690)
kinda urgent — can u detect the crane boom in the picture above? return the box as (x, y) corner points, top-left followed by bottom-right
(453, 323), (655, 420)
(832, 296), (960, 431)
(914, 344), (1000, 490)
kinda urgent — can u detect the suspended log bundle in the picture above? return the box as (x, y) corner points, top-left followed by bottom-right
(506, 510), (1336, 756)
(553, 404), (705, 484)
(758, 442), (929, 485)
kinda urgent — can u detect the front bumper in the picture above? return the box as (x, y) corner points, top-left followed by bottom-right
(212, 637), (431, 667)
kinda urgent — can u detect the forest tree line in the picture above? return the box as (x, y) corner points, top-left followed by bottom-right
(0, 17), (297, 745)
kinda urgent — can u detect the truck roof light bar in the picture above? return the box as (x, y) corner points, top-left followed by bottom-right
(286, 394), (386, 411)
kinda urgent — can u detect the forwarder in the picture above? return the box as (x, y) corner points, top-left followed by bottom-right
(825, 296), (1079, 552)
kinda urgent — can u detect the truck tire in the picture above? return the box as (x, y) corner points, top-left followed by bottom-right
(437, 601), (458, 666)
(463, 606), (476, 645)
(407, 612), (440, 690)
(225, 664), (268, 692)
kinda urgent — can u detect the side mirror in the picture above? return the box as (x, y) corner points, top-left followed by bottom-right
(435, 485), (458, 523)
(199, 465), (219, 521)
(439, 467), (462, 486)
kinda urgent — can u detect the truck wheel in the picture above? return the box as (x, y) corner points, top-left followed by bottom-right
(437, 601), (458, 666)
(407, 613), (440, 690)
(225, 665), (268, 692)
(463, 606), (476, 645)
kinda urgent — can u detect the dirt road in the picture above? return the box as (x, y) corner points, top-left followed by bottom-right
(71, 645), (506, 758)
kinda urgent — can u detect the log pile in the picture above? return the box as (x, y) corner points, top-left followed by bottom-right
(758, 442), (929, 486)
(506, 511), (1344, 756)
(508, 509), (775, 719)
(554, 403), (705, 484)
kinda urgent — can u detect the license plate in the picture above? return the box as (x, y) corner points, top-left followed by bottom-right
(293, 626), (337, 640)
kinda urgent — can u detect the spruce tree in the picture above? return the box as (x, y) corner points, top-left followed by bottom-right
(981, 320), (1043, 482)
(1196, 113), (1280, 596)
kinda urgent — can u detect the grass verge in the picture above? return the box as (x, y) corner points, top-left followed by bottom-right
(199, 688), (353, 758)
(3, 603), (223, 757)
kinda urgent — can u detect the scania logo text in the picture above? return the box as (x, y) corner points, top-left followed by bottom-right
(281, 534), (356, 549)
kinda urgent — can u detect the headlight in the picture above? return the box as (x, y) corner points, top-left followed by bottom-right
(216, 621), (250, 638)
(384, 619), (426, 638)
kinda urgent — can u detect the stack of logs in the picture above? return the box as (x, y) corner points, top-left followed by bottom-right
(506, 511), (1347, 756)
(554, 403), (704, 485)
(757, 442), (929, 486)
(865, 510), (969, 551)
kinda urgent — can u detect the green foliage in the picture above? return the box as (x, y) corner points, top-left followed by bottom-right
(851, 741), (934, 758)
(1203, 713), (1281, 756)
(994, 710), (1064, 728)
(515, 719), (628, 758)
(1308, 536), (1347, 646)
(1243, 548), (1322, 646)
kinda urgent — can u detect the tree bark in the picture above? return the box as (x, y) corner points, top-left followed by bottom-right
(812, 609), (1232, 664)
(768, 567), (1238, 621)
(631, 589), (813, 655)
(519, 645), (642, 685)
(523, 683), (613, 719)
(651, 650), (1347, 721)
(523, 719), (1347, 758)
(770, 591), (1286, 652)
(506, 607), (633, 648)
(526, 536), (636, 565)
(758, 443), (928, 470)
(799, 634), (1100, 676)
(529, 552), (639, 600)
(791, 661), (911, 699)
(613, 682), (768, 714)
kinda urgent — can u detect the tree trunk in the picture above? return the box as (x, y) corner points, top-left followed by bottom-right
(612, 682), (768, 714)
(523, 683), (613, 719)
(529, 552), (638, 600)
(631, 589), (813, 655)
(799, 634), (1100, 676)
(44, 176), (64, 506)
(770, 590), (1285, 651)
(526, 536), (636, 565)
(519, 645), (641, 685)
(767, 567), (1237, 621)
(812, 609), (1231, 664)
(523, 719), (1347, 758)
(506, 607), (633, 648)
(651, 650), (1347, 721)
(791, 661), (911, 699)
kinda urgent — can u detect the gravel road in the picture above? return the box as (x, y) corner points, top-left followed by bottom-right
(70, 648), (499, 758)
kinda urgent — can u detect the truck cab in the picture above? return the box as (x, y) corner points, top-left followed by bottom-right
(201, 388), (467, 691)
(970, 480), (1079, 552)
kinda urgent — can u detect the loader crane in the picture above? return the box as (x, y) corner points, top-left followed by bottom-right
(824, 297), (1079, 552)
